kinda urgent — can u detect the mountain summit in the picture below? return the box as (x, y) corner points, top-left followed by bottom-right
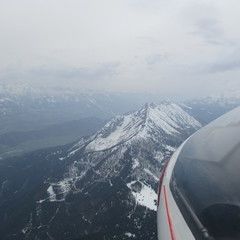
(75, 102), (201, 152)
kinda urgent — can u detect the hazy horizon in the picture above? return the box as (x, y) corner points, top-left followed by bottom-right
(1, 0), (240, 98)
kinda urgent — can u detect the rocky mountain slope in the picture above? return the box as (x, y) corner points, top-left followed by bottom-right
(1, 103), (201, 240)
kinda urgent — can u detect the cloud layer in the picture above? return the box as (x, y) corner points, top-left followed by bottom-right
(0, 0), (240, 97)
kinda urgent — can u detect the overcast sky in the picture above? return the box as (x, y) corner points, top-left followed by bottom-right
(0, 0), (240, 97)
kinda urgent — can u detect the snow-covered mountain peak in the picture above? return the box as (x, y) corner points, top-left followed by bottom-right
(85, 102), (201, 151)
(55, 102), (201, 213)
(25, 101), (203, 238)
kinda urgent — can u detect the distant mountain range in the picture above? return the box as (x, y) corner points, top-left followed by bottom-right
(0, 102), (202, 240)
(0, 89), (239, 159)
(0, 89), (239, 132)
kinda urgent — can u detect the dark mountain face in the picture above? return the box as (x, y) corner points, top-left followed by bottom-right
(182, 97), (240, 124)
(0, 148), (157, 240)
(0, 103), (201, 240)
(0, 117), (105, 159)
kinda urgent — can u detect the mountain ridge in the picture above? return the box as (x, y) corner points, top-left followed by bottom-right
(0, 102), (207, 240)
(71, 102), (201, 153)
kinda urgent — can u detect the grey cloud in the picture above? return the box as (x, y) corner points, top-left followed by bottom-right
(206, 58), (240, 74)
(191, 18), (225, 45)
(0, 0), (240, 97)
(145, 54), (168, 65)
(0, 63), (120, 83)
(29, 63), (120, 80)
(183, 2), (229, 46)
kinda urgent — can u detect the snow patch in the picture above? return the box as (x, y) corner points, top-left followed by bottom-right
(125, 232), (136, 238)
(58, 178), (72, 195)
(132, 159), (140, 169)
(164, 145), (176, 152)
(127, 181), (157, 211)
(47, 186), (56, 202)
(45, 178), (72, 202)
(144, 168), (159, 181)
(154, 151), (164, 162)
(109, 179), (113, 187)
(86, 115), (140, 151)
